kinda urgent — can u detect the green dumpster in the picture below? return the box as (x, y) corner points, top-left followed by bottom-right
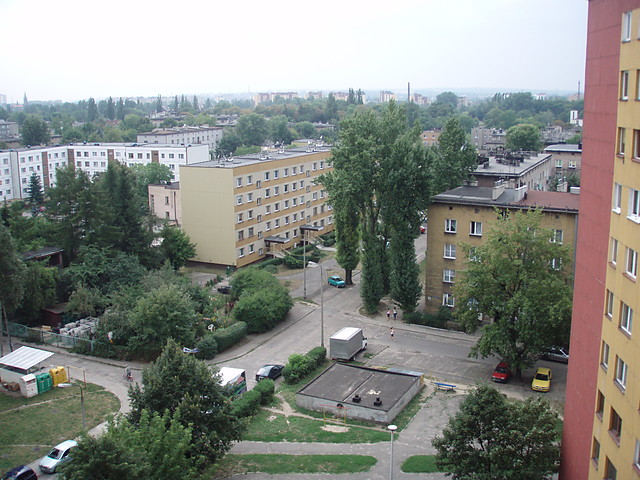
(36, 372), (53, 393)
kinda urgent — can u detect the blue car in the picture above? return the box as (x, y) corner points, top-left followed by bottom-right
(328, 275), (346, 288)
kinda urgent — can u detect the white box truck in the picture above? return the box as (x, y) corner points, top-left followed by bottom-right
(329, 327), (367, 361)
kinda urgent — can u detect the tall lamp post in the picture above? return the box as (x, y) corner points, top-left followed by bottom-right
(388, 424), (398, 480)
(307, 261), (324, 348)
(301, 224), (322, 300)
(58, 382), (86, 430)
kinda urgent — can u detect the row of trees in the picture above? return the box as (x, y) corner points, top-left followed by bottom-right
(321, 102), (477, 314)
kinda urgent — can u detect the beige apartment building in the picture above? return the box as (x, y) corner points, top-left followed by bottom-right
(424, 182), (579, 313)
(180, 147), (334, 268)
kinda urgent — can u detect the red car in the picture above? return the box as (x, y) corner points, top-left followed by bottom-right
(420, 225), (426, 234)
(492, 361), (512, 383)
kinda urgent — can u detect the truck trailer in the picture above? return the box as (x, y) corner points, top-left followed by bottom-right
(329, 327), (367, 361)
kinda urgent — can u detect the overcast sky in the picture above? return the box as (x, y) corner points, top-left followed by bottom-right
(1, 0), (588, 103)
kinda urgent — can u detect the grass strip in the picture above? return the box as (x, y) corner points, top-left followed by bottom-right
(219, 454), (377, 474)
(401, 455), (443, 473)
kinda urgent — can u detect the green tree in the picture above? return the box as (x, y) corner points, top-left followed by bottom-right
(62, 410), (195, 480)
(129, 284), (196, 352)
(159, 226), (196, 269)
(27, 173), (45, 208)
(505, 124), (542, 151)
(433, 385), (560, 480)
(155, 94), (163, 113)
(20, 114), (50, 146)
(325, 93), (338, 122)
(87, 97), (98, 122)
(435, 91), (459, 108)
(216, 130), (242, 157)
(130, 162), (174, 198)
(192, 95), (199, 112)
(66, 284), (108, 317)
(0, 224), (27, 352)
(16, 261), (58, 323)
(268, 115), (294, 145)
(106, 97), (115, 120)
(236, 113), (269, 146)
(453, 209), (573, 376)
(128, 339), (244, 468)
(296, 121), (317, 138)
(116, 98), (125, 121)
(430, 117), (478, 194)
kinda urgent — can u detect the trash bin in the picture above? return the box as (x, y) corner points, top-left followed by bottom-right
(36, 373), (53, 393)
(49, 366), (68, 386)
(19, 374), (38, 398)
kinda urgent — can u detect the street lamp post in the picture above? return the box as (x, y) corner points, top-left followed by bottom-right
(388, 424), (398, 480)
(301, 225), (322, 300)
(307, 261), (324, 348)
(58, 382), (86, 430)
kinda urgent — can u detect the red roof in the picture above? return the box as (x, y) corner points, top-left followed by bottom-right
(516, 190), (580, 211)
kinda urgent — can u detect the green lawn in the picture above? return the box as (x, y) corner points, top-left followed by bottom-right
(401, 455), (443, 473)
(215, 454), (377, 475)
(0, 382), (120, 472)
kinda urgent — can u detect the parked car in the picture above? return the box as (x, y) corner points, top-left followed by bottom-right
(256, 364), (284, 381)
(217, 285), (231, 294)
(542, 346), (569, 363)
(531, 367), (552, 392)
(1, 466), (37, 480)
(38, 439), (77, 474)
(420, 225), (426, 234)
(328, 275), (346, 288)
(491, 361), (512, 383)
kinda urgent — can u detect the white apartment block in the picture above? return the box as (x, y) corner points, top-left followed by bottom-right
(0, 143), (209, 201)
(137, 126), (223, 152)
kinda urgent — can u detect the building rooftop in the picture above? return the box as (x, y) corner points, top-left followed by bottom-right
(141, 126), (223, 135)
(515, 190), (580, 211)
(544, 143), (582, 153)
(186, 146), (331, 169)
(474, 152), (551, 177)
(2, 143), (206, 153)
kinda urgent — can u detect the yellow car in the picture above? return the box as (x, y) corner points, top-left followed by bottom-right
(531, 367), (552, 392)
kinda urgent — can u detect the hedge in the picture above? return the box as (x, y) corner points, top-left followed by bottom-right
(231, 389), (262, 418)
(253, 378), (275, 405)
(212, 321), (248, 352)
(283, 346), (326, 384)
(195, 334), (218, 360)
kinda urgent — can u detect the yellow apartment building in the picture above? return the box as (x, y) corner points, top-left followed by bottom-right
(180, 147), (334, 268)
(589, 8), (640, 478)
(424, 182), (579, 314)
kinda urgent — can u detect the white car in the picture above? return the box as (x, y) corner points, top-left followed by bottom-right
(39, 439), (77, 473)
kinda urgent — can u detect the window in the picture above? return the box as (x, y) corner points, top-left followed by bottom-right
(237, 213), (244, 223)
(264, 171), (270, 181)
(266, 221), (271, 231)
(236, 177), (242, 187)
(247, 192), (253, 202)
(470, 221), (482, 236)
(258, 231), (263, 239)
(284, 200), (289, 209)
(443, 269), (455, 283)
(238, 248), (245, 258)
(249, 244), (255, 254)
(292, 166), (297, 175)
(445, 219), (457, 233)
(601, 341), (610, 370)
(247, 210), (253, 219)
(618, 128), (626, 155)
(165, 196), (170, 206)
(634, 130), (640, 159)
(555, 158), (563, 168)
(622, 11), (632, 41)
(266, 205), (271, 214)
(259, 247), (264, 255)
(620, 71), (629, 100)
(611, 238), (619, 265)
(284, 168), (289, 177)
(552, 229), (563, 243)
(274, 170), (279, 179)
(312, 192), (318, 201)
(284, 184), (289, 193)
(275, 219), (280, 227)
(606, 290), (614, 318)
(248, 227), (254, 237)
(237, 230), (244, 241)
(591, 438), (600, 468)
(265, 188), (270, 198)
(444, 244), (456, 259)
(626, 247), (638, 278)
(274, 203), (280, 212)
(628, 189), (640, 221)
(609, 409), (622, 444)
(605, 457), (617, 480)
(443, 293), (455, 307)
(615, 356), (627, 390)
(634, 439), (640, 470)
(236, 195), (243, 205)
(620, 302), (633, 334)
(247, 175), (253, 184)
(256, 180), (262, 188)
(596, 390), (605, 419)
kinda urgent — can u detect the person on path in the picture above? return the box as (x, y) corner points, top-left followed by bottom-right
(390, 327), (395, 341)
(387, 309), (391, 319)
(393, 307), (398, 320)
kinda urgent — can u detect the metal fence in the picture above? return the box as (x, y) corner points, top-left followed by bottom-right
(6, 322), (98, 351)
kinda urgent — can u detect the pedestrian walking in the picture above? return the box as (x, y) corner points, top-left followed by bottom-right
(387, 309), (391, 319)
(390, 327), (395, 341)
(393, 307), (398, 320)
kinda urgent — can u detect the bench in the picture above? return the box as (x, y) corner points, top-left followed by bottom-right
(434, 382), (456, 392)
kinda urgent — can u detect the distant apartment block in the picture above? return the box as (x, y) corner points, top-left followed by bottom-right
(0, 120), (19, 139)
(471, 127), (506, 151)
(330, 92), (350, 102)
(137, 126), (223, 152)
(149, 182), (181, 226)
(253, 92), (299, 105)
(411, 93), (430, 106)
(424, 183), (579, 313)
(421, 129), (441, 147)
(474, 151), (552, 191)
(307, 92), (323, 100)
(544, 144), (582, 181)
(0, 94), (7, 105)
(180, 146), (334, 268)
(0, 143), (209, 201)
(379, 91), (397, 103)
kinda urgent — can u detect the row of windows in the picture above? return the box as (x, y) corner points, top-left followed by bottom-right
(237, 204), (329, 224)
(554, 158), (578, 169)
(609, 237), (638, 279)
(444, 219), (483, 236)
(235, 162), (326, 188)
(621, 10), (640, 42)
(612, 182), (640, 223)
(236, 182), (323, 204)
(616, 128), (640, 159)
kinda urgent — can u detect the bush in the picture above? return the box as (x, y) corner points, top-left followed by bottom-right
(233, 288), (293, 333)
(306, 346), (327, 368)
(253, 378), (275, 405)
(256, 257), (283, 270)
(231, 389), (262, 417)
(195, 334), (218, 360)
(403, 307), (453, 329)
(283, 347), (326, 384)
(283, 255), (303, 269)
(212, 321), (248, 351)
